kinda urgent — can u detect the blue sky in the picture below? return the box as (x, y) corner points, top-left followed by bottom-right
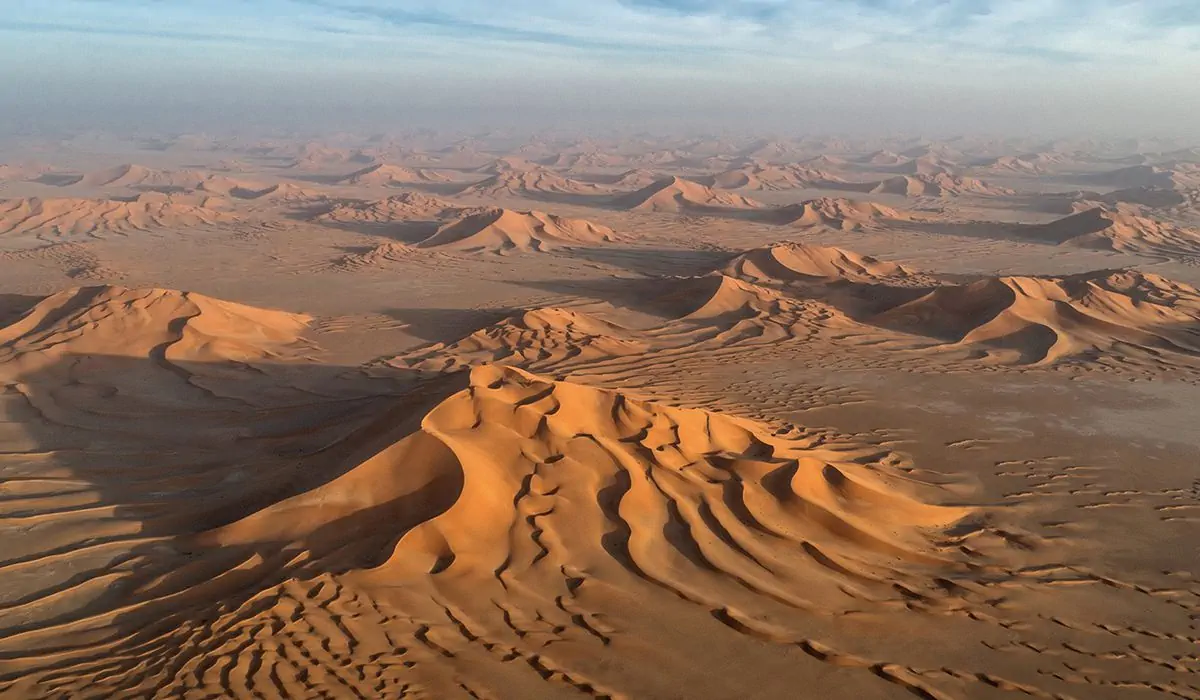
(3, 1), (1199, 136)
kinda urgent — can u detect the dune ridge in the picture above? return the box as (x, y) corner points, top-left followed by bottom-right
(417, 207), (618, 253)
(872, 269), (1200, 364)
(721, 242), (916, 283)
(616, 176), (763, 212)
(0, 194), (234, 237)
(769, 197), (911, 229)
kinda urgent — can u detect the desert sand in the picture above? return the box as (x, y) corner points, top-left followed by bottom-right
(2, 132), (1200, 700)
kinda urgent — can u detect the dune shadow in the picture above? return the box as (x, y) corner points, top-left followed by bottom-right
(0, 350), (470, 688)
(560, 246), (730, 276)
(379, 306), (520, 343)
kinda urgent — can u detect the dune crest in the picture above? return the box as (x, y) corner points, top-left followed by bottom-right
(460, 169), (610, 198)
(722, 242), (915, 283)
(770, 197), (910, 229)
(417, 207), (618, 253)
(616, 176), (763, 212)
(0, 285), (311, 369)
(398, 307), (649, 372)
(872, 269), (1200, 364)
(317, 192), (458, 223)
(339, 163), (452, 186)
(1028, 206), (1200, 256)
(0, 194), (234, 237)
(869, 173), (1012, 197)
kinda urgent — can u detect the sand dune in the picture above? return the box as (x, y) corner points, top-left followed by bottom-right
(869, 173), (1013, 197)
(704, 163), (845, 191)
(0, 285), (310, 367)
(1026, 206), (1200, 255)
(460, 168), (610, 198)
(721, 242), (915, 284)
(338, 162), (452, 186)
(768, 197), (911, 229)
(400, 308), (649, 372)
(199, 178), (326, 201)
(879, 156), (954, 176)
(872, 269), (1200, 364)
(40, 163), (209, 189)
(615, 176), (763, 212)
(0, 194), (234, 237)
(417, 207), (618, 252)
(317, 192), (458, 223)
(1082, 164), (1200, 189)
(973, 155), (1044, 175)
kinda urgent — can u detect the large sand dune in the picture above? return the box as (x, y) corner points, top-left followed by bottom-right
(615, 176), (763, 212)
(873, 269), (1200, 364)
(7, 134), (1200, 700)
(767, 197), (912, 229)
(0, 194), (234, 237)
(417, 207), (618, 252)
(721, 242), (916, 283)
(338, 162), (453, 186)
(460, 169), (610, 198)
(1026, 206), (1200, 256)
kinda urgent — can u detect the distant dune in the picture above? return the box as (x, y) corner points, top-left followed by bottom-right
(614, 176), (763, 212)
(0, 194), (234, 236)
(0, 285), (310, 365)
(416, 207), (617, 252)
(768, 197), (911, 229)
(459, 169), (610, 198)
(1026, 206), (1200, 255)
(721, 242), (915, 283)
(317, 192), (458, 223)
(703, 163), (845, 191)
(338, 163), (453, 186)
(867, 173), (1014, 197)
(872, 269), (1200, 364)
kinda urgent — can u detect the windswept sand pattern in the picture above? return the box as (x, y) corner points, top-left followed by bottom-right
(5, 130), (1200, 700)
(0, 195), (235, 238)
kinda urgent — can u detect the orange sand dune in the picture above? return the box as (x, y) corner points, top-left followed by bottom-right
(868, 173), (1013, 197)
(1026, 206), (1200, 256)
(0, 285), (310, 367)
(767, 197), (911, 230)
(872, 269), (1200, 364)
(317, 192), (458, 223)
(615, 176), (763, 212)
(0, 194), (234, 237)
(339, 163), (453, 186)
(399, 307), (649, 372)
(62, 163), (210, 189)
(459, 169), (611, 198)
(199, 177), (327, 201)
(416, 207), (618, 253)
(704, 164), (845, 191)
(721, 242), (916, 283)
(972, 155), (1044, 175)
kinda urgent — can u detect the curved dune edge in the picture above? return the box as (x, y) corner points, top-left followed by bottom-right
(207, 364), (972, 587)
(0, 195), (235, 237)
(871, 269), (1200, 365)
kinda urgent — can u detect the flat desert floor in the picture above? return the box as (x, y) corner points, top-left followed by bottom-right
(2, 133), (1200, 699)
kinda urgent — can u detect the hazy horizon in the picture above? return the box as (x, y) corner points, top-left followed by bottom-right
(4, 0), (1200, 140)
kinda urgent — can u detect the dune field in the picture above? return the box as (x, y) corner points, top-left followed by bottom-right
(2, 132), (1200, 700)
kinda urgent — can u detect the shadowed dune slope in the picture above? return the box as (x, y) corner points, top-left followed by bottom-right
(615, 177), (763, 212)
(721, 242), (915, 283)
(1026, 206), (1200, 256)
(417, 207), (618, 252)
(872, 269), (1200, 364)
(769, 197), (911, 229)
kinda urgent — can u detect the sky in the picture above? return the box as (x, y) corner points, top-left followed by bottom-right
(2, 0), (1199, 138)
